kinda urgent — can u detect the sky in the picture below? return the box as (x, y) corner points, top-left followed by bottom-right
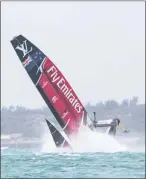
(1, 1), (145, 109)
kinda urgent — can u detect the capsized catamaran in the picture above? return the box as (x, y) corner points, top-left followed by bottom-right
(11, 35), (88, 148)
(11, 35), (128, 148)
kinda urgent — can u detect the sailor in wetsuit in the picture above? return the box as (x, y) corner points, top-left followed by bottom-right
(108, 118), (120, 136)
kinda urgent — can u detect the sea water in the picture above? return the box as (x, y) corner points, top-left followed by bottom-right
(1, 129), (145, 178)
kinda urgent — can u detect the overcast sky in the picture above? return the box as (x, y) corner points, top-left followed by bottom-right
(1, 1), (145, 108)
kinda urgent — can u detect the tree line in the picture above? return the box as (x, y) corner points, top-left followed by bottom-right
(1, 96), (145, 138)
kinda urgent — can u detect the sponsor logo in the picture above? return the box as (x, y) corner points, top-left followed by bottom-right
(52, 96), (58, 103)
(62, 111), (68, 118)
(15, 40), (32, 57)
(42, 81), (48, 88)
(46, 65), (83, 113)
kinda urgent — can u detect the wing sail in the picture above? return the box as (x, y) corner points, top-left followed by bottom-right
(11, 35), (85, 137)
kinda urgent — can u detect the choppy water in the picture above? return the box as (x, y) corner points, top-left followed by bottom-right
(1, 148), (145, 178)
(1, 127), (145, 178)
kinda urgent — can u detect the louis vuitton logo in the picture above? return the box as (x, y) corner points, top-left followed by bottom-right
(15, 40), (32, 57)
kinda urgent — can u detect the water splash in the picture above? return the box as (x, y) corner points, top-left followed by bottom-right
(40, 125), (128, 153)
(72, 126), (127, 152)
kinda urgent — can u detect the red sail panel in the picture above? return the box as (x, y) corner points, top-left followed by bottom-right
(39, 73), (78, 135)
(42, 58), (84, 127)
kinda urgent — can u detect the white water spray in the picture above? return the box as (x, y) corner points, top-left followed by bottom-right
(40, 124), (130, 153)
